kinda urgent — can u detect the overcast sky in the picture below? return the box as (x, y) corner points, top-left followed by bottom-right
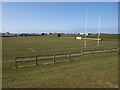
(2, 2), (118, 33)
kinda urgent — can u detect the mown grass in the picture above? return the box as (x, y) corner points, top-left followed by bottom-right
(2, 35), (118, 88)
(3, 54), (118, 88)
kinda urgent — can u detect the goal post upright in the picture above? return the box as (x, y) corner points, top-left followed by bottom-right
(84, 11), (88, 47)
(97, 14), (101, 47)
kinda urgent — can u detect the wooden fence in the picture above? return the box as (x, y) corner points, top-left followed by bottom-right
(14, 48), (119, 68)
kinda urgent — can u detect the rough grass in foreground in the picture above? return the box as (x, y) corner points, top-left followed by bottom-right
(3, 54), (118, 88)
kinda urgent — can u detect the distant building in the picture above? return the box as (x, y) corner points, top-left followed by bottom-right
(5, 32), (10, 36)
(76, 37), (82, 40)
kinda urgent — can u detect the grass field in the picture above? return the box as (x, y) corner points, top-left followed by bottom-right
(2, 35), (118, 88)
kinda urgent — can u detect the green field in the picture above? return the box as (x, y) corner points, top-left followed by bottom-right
(2, 35), (118, 88)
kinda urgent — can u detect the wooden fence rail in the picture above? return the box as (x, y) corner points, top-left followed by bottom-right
(14, 48), (119, 68)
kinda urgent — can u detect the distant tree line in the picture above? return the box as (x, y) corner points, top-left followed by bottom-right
(1, 32), (119, 40)
(1, 32), (65, 37)
(1, 32), (48, 37)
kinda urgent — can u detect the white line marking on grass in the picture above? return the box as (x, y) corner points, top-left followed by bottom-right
(28, 48), (36, 52)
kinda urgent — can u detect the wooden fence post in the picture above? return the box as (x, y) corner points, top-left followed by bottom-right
(35, 56), (37, 66)
(68, 53), (71, 61)
(117, 48), (119, 53)
(110, 49), (112, 55)
(102, 49), (104, 56)
(53, 54), (55, 63)
(108, 49), (110, 55)
(81, 51), (83, 59)
(92, 50), (94, 57)
(101, 49), (103, 56)
(15, 57), (17, 68)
